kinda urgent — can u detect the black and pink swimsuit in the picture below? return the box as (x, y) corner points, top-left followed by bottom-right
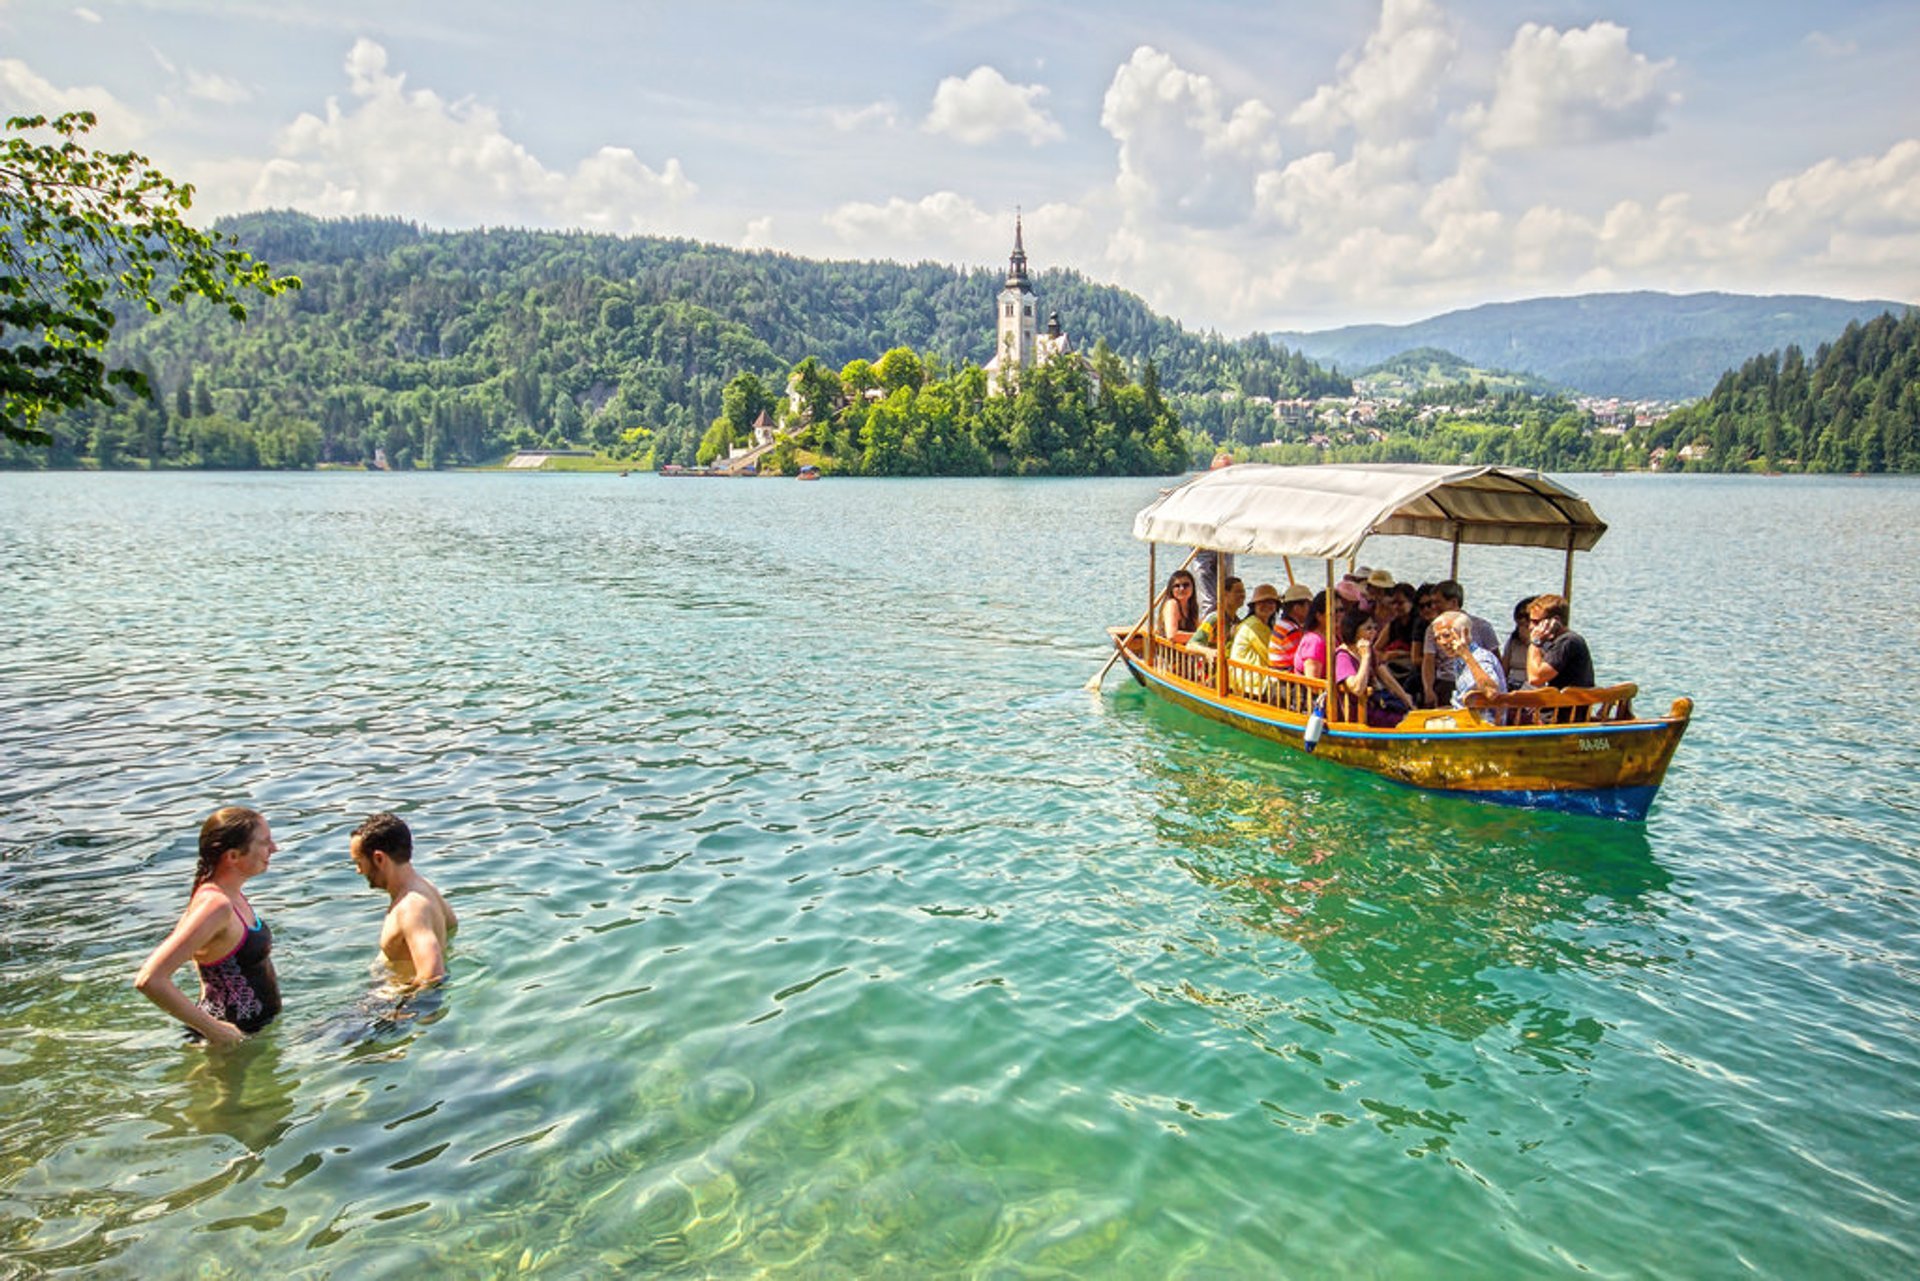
(197, 907), (281, 1033)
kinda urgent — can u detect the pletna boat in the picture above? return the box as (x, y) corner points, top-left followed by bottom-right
(1108, 463), (1691, 821)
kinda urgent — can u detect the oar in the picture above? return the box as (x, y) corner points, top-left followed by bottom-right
(1086, 547), (1201, 691)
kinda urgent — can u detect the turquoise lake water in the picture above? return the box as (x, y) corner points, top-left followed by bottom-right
(1, 470), (1917, 1277)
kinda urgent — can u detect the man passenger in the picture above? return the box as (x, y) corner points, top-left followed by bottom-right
(1420, 580), (1498, 707)
(349, 811), (457, 987)
(1524, 593), (1595, 689)
(1432, 610), (1508, 713)
(1188, 576), (1245, 659)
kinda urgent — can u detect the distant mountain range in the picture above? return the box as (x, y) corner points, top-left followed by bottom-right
(1276, 291), (1916, 400)
(1350, 347), (1559, 399)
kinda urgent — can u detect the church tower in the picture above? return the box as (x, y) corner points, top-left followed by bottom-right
(996, 212), (1038, 376)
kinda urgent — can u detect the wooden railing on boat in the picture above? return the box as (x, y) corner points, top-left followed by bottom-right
(1464, 683), (1639, 725)
(1138, 629), (1645, 730)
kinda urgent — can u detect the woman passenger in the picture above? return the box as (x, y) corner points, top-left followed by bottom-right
(1158, 569), (1198, 643)
(1504, 596), (1536, 687)
(1333, 610), (1414, 727)
(135, 807), (282, 1045)
(1291, 590), (1331, 680)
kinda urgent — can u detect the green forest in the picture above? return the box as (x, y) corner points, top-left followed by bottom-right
(1645, 309), (1920, 472)
(5, 210), (1915, 474)
(1, 211), (1338, 473)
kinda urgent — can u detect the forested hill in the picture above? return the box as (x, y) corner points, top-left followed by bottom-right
(1649, 309), (1920, 472)
(1276, 291), (1915, 400)
(18, 210), (1347, 470)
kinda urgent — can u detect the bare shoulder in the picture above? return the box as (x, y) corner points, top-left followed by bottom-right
(394, 878), (455, 936)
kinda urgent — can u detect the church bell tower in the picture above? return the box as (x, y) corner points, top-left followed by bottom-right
(996, 212), (1038, 376)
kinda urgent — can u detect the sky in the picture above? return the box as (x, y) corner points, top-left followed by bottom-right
(4, 0), (1917, 332)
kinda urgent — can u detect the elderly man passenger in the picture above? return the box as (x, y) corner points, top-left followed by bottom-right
(1432, 609), (1508, 716)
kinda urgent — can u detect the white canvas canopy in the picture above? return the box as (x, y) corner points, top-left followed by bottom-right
(1133, 463), (1608, 561)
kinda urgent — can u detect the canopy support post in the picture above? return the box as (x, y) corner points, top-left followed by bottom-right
(1146, 542), (1157, 670)
(1449, 529), (1462, 581)
(1215, 550), (1230, 702)
(1325, 559), (1339, 725)
(1561, 530), (1575, 603)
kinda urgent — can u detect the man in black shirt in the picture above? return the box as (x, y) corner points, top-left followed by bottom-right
(1524, 593), (1594, 688)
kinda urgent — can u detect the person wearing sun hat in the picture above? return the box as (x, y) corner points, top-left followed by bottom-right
(1267, 583), (1315, 670)
(1230, 583), (1283, 695)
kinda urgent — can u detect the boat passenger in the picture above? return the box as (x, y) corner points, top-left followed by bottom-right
(134, 807), (282, 1046)
(1374, 583), (1417, 684)
(1334, 610), (1415, 727)
(1524, 594), (1595, 690)
(1187, 577), (1245, 659)
(1503, 596), (1536, 686)
(1291, 590), (1332, 680)
(1432, 609), (1508, 716)
(1158, 569), (1199, 643)
(1230, 584), (1282, 694)
(1411, 582), (1440, 653)
(1192, 550), (1236, 619)
(1364, 568), (1398, 614)
(1267, 584), (1314, 670)
(1420, 580), (1499, 708)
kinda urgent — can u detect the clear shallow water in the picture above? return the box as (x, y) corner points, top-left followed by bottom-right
(1, 470), (1916, 1277)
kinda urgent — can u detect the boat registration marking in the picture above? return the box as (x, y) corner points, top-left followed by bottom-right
(1576, 737), (1613, 753)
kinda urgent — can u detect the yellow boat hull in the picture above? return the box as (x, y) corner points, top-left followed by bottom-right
(1117, 636), (1691, 822)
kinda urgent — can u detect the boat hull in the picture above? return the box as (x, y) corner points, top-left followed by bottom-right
(1119, 646), (1689, 822)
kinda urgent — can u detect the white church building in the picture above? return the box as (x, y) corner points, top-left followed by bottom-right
(982, 215), (1087, 395)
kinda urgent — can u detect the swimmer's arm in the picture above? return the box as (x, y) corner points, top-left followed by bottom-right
(394, 897), (447, 987)
(134, 895), (245, 1046)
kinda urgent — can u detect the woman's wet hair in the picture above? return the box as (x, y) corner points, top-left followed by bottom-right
(194, 807), (264, 890)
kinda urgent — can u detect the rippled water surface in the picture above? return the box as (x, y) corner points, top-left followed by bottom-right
(2, 471), (1917, 1277)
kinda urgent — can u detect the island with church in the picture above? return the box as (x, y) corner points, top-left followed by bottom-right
(670, 216), (1191, 478)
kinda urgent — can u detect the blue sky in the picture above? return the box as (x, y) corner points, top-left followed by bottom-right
(5, 0), (1916, 330)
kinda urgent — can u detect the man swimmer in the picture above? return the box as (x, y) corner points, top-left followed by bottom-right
(348, 811), (457, 986)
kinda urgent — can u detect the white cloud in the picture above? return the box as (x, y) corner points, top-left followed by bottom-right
(74, 7), (102, 23)
(184, 69), (251, 105)
(829, 100), (898, 132)
(1465, 21), (1677, 150)
(924, 66), (1062, 146)
(0, 58), (148, 146)
(233, 39), (694, 234)
(823, 192), (1093, 269)
(741, 216), (774, 249)
(1289, 0), (1457, 142)
(1100, 46), (1278, 227)
(1731, 139), (1920, 262)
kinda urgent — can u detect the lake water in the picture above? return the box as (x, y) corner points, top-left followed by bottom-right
(1, 470), (1917, 1277)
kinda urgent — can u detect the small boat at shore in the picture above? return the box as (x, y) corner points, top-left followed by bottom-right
(797, 464), (821, 481)
(1108, 463), (1692, 821)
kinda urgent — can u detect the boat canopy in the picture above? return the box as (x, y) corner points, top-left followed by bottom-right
(1132, 463), (1608, 560)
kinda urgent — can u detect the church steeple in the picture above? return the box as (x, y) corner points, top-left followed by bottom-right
(1005, 209), (1032, 293)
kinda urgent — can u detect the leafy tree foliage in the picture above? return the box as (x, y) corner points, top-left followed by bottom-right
(7, 211), (1342, 469)
(1653, 310), (1920, 472)
(0, 112), (297, 445)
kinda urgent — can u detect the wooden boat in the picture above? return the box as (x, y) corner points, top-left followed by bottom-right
(1110, 463), (1691, 821)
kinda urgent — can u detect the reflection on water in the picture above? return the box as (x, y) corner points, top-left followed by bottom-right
(1149, 748), (1674, 1059)
(159, 1037), (300, 1153)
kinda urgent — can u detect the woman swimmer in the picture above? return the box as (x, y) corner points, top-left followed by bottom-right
(135, 807), (283, 1045)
